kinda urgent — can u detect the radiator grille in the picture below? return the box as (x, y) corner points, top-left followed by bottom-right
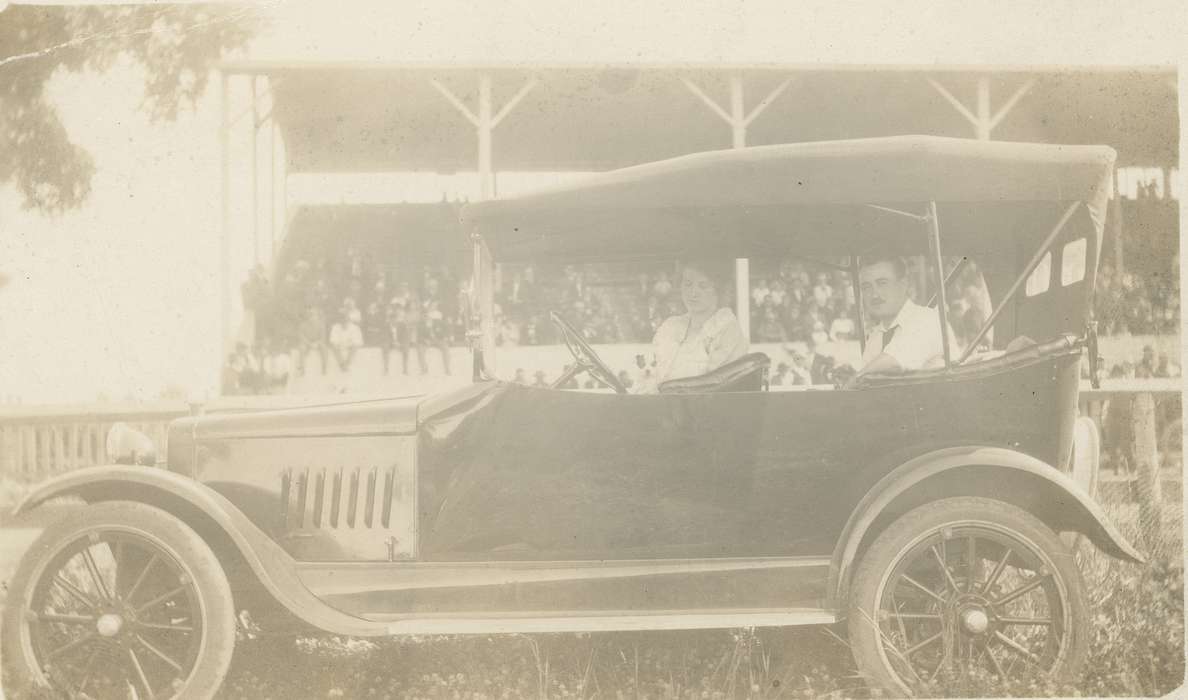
(280, 466), (400, 531)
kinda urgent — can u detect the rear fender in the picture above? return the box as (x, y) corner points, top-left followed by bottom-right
(829, 446), (1144, 605)
(13, 466), (387, 636)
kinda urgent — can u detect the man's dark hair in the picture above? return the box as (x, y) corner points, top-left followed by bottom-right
(858, 256), (907, 280)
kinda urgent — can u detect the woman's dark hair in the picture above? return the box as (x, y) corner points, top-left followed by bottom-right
(677, 258), (734, 302)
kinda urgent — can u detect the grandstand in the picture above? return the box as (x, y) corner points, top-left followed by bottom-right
(214, 65), (1179, 395)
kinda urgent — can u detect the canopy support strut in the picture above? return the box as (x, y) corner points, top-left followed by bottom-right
(850, 256), (866, 354)
(433, 73), (537, 374)
(927, 76), (1035, 140)
(682, 74), (794, 335)
(925, 202), (953, 367)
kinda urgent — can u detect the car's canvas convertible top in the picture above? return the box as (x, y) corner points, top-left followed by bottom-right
(461, 135), (1115, 262)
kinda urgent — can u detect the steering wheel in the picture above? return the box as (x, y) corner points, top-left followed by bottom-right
(548, 310), (628, 394)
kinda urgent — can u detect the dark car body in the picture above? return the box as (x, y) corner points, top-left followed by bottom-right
(17, 136), (1141, 640)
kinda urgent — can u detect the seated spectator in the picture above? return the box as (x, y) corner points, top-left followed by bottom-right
(296, 305), (328, 376)
(308, 276), (333, 319)
(261, 341), (292, 392)
(782, 303), (808, 343)
(1156, 352), (1180, 378)
(222, 352), (242, 395)
(230, 342), (263, 394)
(329, 310), (363, 372)
(772, 361), (792, 387)
(363, 299), (386, 347)
(241, 265), (272, 345)
(652, 271), (672, 299)
(804, 331), (836, 385)
(751, 278), (771, 308)
(829, 307), (856, 341)
(756, 304), (787, 343)
(341, 297), (362, 325)
(423, 298), (452, 375)
(392, 283), (426, 375)
(532, 370), (549, 388)
(371, 300), (396, 374)
(769, 279), (787, 307)
(788, 348), (814, 386)
(804, 298), (834, 333)
(812, 272), (833, 308)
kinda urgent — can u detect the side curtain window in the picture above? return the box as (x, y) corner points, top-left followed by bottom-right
(1025, 252), (1052, 297)
(1061, 238), (1087, 287)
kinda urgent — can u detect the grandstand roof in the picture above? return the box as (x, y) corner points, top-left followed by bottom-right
(231, 64), (1175, 172)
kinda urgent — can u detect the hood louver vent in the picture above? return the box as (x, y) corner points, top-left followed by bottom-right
(280, 466), (399, 531)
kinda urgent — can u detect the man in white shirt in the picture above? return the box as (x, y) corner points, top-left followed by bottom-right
(855, 257), (947, 377)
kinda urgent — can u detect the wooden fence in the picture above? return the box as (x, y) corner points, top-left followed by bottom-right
(0, 394), (366, 482)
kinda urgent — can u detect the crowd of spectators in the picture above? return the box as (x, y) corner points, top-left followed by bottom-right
(223, 248), (1178, 394)
(491, 260), (867, 349)
(493, 264), (684, 347)
(1094, 262), (1180, 336)
(224, 249), (468, 394)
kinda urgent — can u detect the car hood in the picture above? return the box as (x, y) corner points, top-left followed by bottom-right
(185, 394), (425, 441)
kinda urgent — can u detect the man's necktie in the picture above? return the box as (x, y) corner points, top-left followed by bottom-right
(882, 326), (898, 351)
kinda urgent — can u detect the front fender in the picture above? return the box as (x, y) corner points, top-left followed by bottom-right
(829, 446), (1144, 603)
(13, 466), (389, 637)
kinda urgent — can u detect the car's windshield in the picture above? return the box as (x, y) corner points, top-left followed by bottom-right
(486, 254), (994, 391)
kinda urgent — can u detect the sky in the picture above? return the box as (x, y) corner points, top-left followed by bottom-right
(0, 0), (1184, 404)
(0, 58), (224, 404)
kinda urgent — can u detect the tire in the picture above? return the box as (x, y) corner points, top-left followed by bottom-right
(3, 501), (236, 699)
(847, 497), (1088, 697)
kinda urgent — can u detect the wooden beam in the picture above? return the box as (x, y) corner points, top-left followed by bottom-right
(491, 76), (539, 128)
(743, 77), (793, 127)
(988, 78), (1036, 132)
(429, 78), (480, 127)
(682, 77), (734, 125)
(926, 77), (980, 128)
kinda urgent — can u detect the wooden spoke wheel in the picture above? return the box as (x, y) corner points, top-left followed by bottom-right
(3, 501), (236, 699)
(848, 497), (1088, 696)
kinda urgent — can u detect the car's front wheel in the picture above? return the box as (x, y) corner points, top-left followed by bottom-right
(3, 501), (236, 699)
(848, 496), (1088, 696)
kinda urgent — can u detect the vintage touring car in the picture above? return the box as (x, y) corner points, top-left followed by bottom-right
(3, 136), (1143, 698)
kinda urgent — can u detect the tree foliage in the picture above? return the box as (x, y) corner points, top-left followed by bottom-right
(0, 3), (261, 213)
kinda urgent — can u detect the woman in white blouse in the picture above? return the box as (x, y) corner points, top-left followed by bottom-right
(635, 260), (749, 393)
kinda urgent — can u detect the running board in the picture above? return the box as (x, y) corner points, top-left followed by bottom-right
(366, 609), (838, 635)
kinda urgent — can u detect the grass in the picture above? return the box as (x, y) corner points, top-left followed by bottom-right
(207, 496), (1183, 699)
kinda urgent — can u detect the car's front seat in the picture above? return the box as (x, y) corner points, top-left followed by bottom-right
(656, 352), (771, 394)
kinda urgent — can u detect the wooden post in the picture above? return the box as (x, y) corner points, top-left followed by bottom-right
(1111, 185), (1125, 277)
(682, 74), (793, 338)
(974, 77), (991, 141)
(68, 424), (80, 470)
(251, 74), (260, 265)
(0, 426), (11, 476)
(220, 71), (232, 362)
(1131, 392), (1163, 554)
(22, 425), (34, 476)
(51, 426), (63, 475)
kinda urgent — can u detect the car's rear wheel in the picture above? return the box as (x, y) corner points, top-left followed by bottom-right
(3, 501), (236, 699)
(848, 497), (1088, 696)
